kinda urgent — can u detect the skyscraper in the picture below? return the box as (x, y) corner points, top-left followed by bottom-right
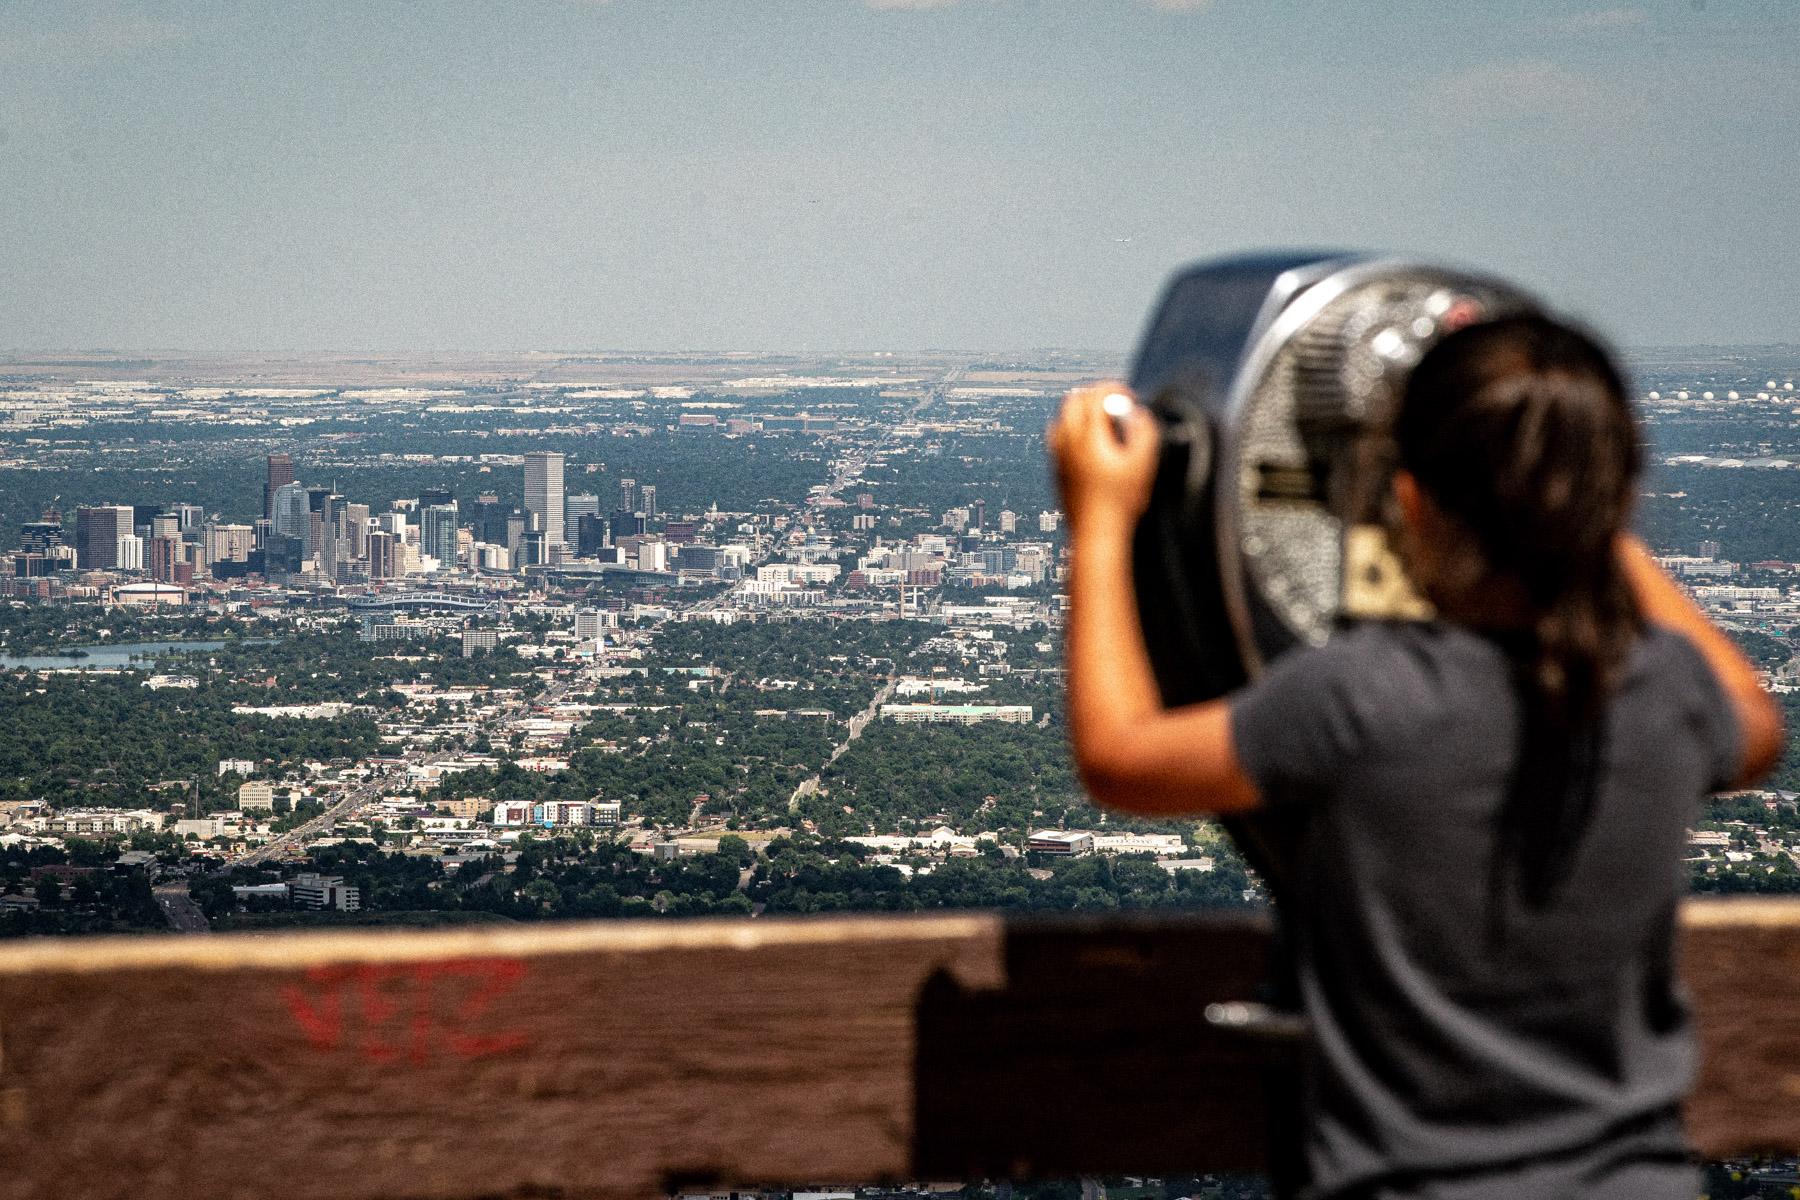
(367, 530), (397, 579)
(472, 494), (507, 545)
(148, 536), (179, 582)
(565, 493), (600, 536)
(74, 505), (134, 570)
(576, 512), (609, 557)
(271, 482), (311, 554)
(524, 452), (565, 551)
(265, 454), (295, 520)
(619, 477), (636, 514)
(421, 502), (459, 571)
(640, 484), (657, 520)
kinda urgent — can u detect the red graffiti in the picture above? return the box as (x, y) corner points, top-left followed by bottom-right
(281, 957), (529, 1065)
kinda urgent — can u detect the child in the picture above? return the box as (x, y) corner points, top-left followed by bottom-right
(1051, 315), (1782, 1200)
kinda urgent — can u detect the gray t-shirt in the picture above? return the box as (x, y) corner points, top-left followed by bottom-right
(1230, 621), (1740, 1198)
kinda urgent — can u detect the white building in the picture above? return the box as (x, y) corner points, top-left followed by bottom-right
(237, 782), (276, 812)
(1027, 830), (1094, 856)
(289, 873), (360, 912)
(882, 703), (1033, 725)
(524, 451), (566, 552)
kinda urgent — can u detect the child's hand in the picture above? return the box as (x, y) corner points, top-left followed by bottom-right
(1049, 383), (1159, 536)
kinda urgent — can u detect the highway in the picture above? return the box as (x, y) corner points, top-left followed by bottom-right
(153, 882), (211, 933)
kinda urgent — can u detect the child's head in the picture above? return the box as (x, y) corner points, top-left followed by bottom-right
(1390, 314), (1642, 721)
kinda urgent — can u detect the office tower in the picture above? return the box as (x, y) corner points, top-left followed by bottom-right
(999, 509), (1018, 533)
(619, 477), (636, 514)
(565, 493), (600, 535)
(576, 512), (609, 557)
(203, 524), (254, 565)
(971, 499), (987, 531)
(519, 530), (546, 567)
(265, 454), (295, 520)
(271, 483), (311, 554)
(74, 505), (134, 570)
(367, 530), (397, 579)
(524, 452), (565, 551)
(505, 511), (528, 555)
(173, 503), (205, 537)
(641, 485), (657, 520)
(377, 510), (407, 537)
(297, 487), (330, 563)
(148, 537), (179, 582)
(18, 520), (64, 553)
(419, 487), (455, 510)
(472, 494), (507, 545)
(150, 513), (180, 541)
(318, 494), (351, 580)
(115, 534), (145, 572)
(421, 502), (459, 571)
(341, 504), (370, 561)
(609, 511), (646, 542)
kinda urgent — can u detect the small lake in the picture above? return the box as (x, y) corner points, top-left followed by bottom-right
(0, 638), (272, 671)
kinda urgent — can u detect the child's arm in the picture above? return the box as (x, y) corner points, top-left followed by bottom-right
(1618, 536), (1785, 787)
(1053, 385), (1261, 816)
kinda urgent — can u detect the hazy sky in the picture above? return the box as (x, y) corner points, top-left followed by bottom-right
(2, 0), (1797, 353)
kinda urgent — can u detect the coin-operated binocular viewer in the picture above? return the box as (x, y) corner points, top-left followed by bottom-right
(1126, 254), (1541, 894)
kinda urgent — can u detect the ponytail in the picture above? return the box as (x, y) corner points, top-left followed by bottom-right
(1394, 317), (1643, 911)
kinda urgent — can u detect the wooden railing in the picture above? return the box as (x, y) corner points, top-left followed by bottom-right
(0, 899), (1795, 1199)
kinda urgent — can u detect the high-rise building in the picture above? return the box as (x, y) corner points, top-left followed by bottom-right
(19, 520), (64, 553)
(565, 493), (600, 535)
(173, 503), (205, 537)
(641, 484), (657, 520)
(74, 505), (134, 570)
(271, 483), (311, 556)
(619, 477), (636, 514)
(576, 512), (609, 557)
(524, 452), (565, 551)
(367, 530), (398, 579)
(421, 503), (459, 571)
(419, 487), (455, 510)
(203, 524), (254, 565)
(265, 454), (295, 520)
(115, 534), (144, 572)
(148, 536), (179, 582)
(150, 513), (180, 541)
(609, 511), (646, 542)
(342, 503), (370, 562)
(472, 494), (507, 545)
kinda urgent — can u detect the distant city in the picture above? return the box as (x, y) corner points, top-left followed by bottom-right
(1, 347), (1799, 928)
(0, 346), (1797, 929)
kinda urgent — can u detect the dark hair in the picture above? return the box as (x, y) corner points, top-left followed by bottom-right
(1393, 313), (1643, 910)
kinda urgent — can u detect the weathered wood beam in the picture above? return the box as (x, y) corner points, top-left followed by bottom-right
(0, 900), (1791, 1200)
